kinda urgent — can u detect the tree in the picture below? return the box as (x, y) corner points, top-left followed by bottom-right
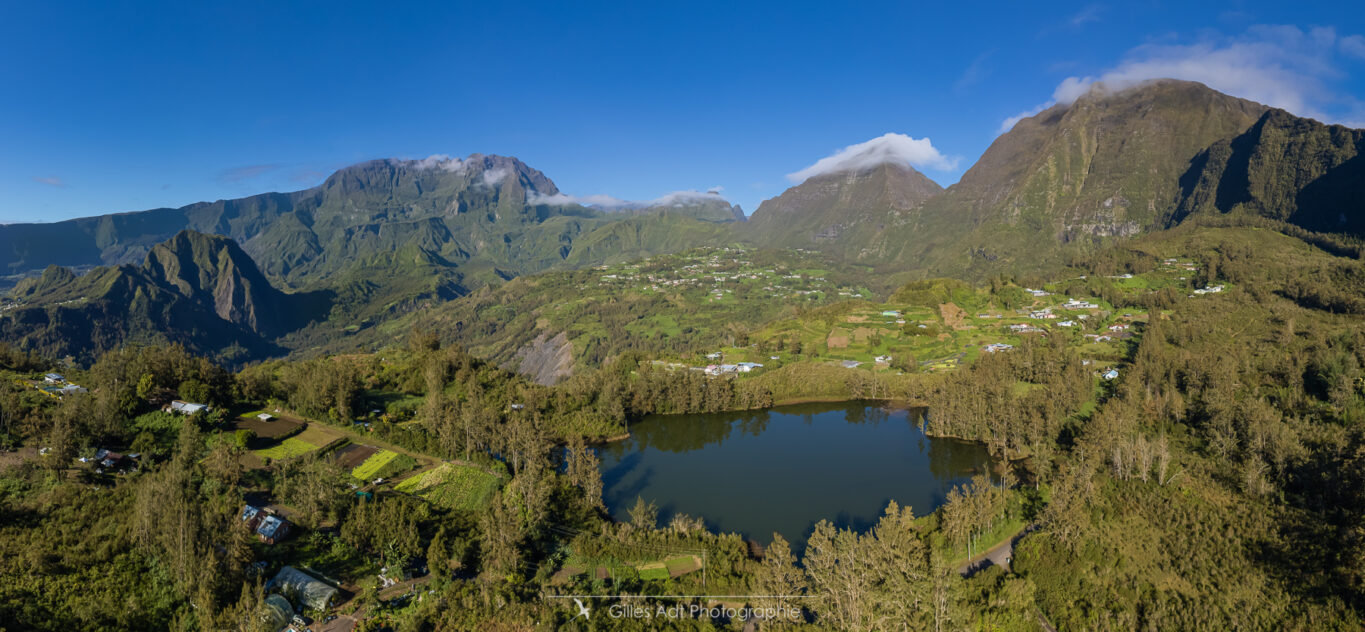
(628, 496), (658, 531)
(804, 520), (870, 630)
(564, 437), (604, 510)
(755, 533), (806, 626)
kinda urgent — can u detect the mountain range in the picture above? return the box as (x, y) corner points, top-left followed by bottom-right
(2, 78), (1362, 366)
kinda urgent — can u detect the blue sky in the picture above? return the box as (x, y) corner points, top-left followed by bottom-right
(2, 1), (1364, 222)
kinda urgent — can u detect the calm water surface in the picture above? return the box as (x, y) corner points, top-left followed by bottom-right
(597, 402), (993, 548)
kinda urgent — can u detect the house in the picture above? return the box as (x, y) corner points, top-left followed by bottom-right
(509, 404), (525, 411)
(257, 514), (291, 544)
(59, 384), (88, 396)
(840, 360), (862, 369)
(43, 373), (64, 384)
(166, 400), (211, 415)
(92, 448), (134, 472)
(874, 355), (892, 363)
(1193, 284), (1225, 295)
(984, 343), (1014, 353)
(1028, 309), (1055, 319)
(705, 352), (723, 360)
(736, 362), (764, 372)
(268, 566), (338, 611)
(1058, 320), (1076, 327)
(1108, 324), (1129, 332)
(256, 412), (274, 421)
(241, 504), (265, 531)
(1062, 299), (1099, 310)
(1102, 369), (1120, 380)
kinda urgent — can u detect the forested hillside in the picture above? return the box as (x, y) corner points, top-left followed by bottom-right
(2, 217), (1362, 630)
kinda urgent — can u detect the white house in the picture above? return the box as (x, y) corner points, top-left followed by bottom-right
(874, 355), (892, 363)
(1102, 369), (1120, 380)
(43, 373), (64, 384)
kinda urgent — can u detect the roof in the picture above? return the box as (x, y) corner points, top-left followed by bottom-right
(241, 505), (262, 522)
(257, 515), (289, 540)
(169, 400), (210, 414)
(261, 594), (294, 630)
(43, 373), (63, 381)
(269, 566), (338, 611)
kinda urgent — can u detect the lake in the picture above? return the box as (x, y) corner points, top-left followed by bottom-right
(596, 401), (994, 549)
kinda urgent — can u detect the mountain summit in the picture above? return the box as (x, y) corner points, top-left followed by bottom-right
(743, 162), (944, 256)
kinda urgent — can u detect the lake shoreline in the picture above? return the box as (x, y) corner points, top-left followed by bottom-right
(594, 401), (997, 549)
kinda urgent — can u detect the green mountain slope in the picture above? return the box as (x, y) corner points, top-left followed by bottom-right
(874, 79), (1271, 277)
(1174, 108), (1365, 234)
(1, 231), (325, 363)
(0, 155), (742, 293)
(742, 163), (943, 257)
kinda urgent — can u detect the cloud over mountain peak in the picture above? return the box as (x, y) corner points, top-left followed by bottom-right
(786, 133), (958, 184)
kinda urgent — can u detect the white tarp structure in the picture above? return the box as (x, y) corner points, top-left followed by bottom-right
(268, 566), (338, 611)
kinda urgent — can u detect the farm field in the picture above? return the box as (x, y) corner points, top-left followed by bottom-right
(252, 437), (319, 460)
(351, 449), (416, 482)
(393, 462), (502, 511)
(230, 414), (302, 439)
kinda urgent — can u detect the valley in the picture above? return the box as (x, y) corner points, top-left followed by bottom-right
(1, 78), (1363, 631)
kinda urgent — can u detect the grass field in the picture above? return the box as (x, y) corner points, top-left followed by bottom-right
(253, 437), (319, 460)
(394, 462), (502, 511)
(352, 449), (402, 480)
(637, 562), (670, 580)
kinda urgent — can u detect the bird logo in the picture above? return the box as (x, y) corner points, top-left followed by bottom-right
(573, 597), (591, 620)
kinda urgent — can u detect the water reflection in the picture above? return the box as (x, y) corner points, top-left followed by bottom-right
(596, 402), (993, 551)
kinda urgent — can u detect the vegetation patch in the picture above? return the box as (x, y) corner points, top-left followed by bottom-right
(394, 462), (502, 511)
(253, 437), (319, 460)
(351, 449), (415, 481)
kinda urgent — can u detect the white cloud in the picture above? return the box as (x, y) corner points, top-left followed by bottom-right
(998, 103), (1051, 134)
(403, 154), (468, 173)
(480, 166), (510, 187)
(528, 189), (728, 210)
(1068, 4), (1103, 28)
(1339, 34), (1365, 59)
(1000, 24), (1365, 133)
(786, 133), (958, 184)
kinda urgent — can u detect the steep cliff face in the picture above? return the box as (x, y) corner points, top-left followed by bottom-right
(142, 230), (292, 335)
(2, 231), (315, 364)
(505, 332), (575, 385)
(1174, 109), (1365, 235)
(862, 79), (1273, 278)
